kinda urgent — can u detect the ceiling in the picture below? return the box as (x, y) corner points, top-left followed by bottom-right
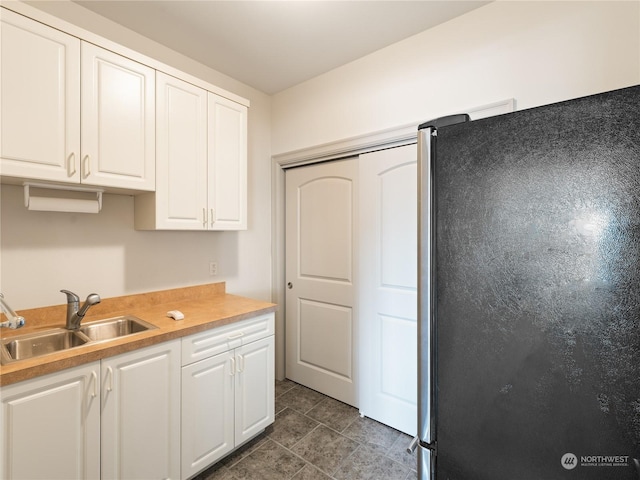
(71, 1), (489, 95)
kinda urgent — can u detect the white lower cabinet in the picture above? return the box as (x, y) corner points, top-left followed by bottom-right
(0, 316), (273, 480)
(181, 313), (275, 479)
(101, 340), (181, 480)
(0, 362), (101, 480)
(181, 350), (235, 477)
(0, 341), (180, 480)
(234, 336), (275, 444)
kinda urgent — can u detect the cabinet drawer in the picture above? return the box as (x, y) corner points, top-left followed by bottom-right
(182, 313), (274, 365)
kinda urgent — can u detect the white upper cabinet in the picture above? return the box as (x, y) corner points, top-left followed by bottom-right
(135, 74), (248, 230)
(0, 10), (155, 191)
(2, 5), (248, 214)
(81, 43), (155, 191)
(208, 93), (247, 230)
(0, 8), (81, 182)
(136, 72), (208, 229)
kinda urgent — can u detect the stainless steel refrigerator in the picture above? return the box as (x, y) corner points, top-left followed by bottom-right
(416, 85), (640, 479)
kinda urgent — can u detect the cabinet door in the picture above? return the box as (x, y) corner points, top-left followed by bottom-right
(101, 341), (180, 480)
(207, 93), (247, 230)
(81, 42), (155, 191)
(0, 8), (80, 182)
(0, 362), (100, 480)
(155, 72), (208, 229)
(181, 350), (234, 479)
(234, 336), (275, 444)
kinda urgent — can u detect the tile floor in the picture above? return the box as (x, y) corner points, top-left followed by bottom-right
(193, 379), (418, 480)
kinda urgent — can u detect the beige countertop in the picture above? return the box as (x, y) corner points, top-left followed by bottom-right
(0, 283), (276, 386)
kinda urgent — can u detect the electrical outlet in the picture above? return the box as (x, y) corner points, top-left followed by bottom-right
(209, 262), (218, 276)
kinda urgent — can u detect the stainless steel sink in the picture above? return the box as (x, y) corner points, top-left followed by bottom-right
(1, 329), (89, 363)
(79, 315), (157, 342)
(0, 315), (156, 364)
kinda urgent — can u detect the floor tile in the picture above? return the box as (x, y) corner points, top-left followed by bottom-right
(306, 396), (360, 433)
(220, 432), (269, 468)
(292, 425), (360, 475)
(275, 378), (297, 397)
(275, 396), (287, 415)
(404, 469), (419, 479)
(194, 380), (420, 479)
(227, 439), (306, 480)
(268, 406), (319, 448)
(342, 416), (402, 450)
(277, 384), (326, 414)
(291, 464), (334, 480)
(333, 445), (409, 480)
(386, 433), (417, 470)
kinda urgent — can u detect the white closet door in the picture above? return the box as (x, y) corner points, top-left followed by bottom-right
(359, 144), (418, 435)
(285, 158), (359, 406)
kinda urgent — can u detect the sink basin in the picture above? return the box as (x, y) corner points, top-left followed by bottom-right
(1, 329), (89, 363)
(79, 315), (157, 342)
(0, 315), (157, 365)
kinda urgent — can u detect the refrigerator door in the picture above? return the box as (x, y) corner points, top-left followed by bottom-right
(417, 114), (470, 480)
(417, 126), (435, 480)
(433, 86), (640, 480)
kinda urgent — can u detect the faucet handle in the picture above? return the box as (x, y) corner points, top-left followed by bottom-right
(0, 293), (26, 329)
(84, 293), (101, 305)
(60, 289), (80, 303)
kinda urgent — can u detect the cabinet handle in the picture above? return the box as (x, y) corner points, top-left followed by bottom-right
(90, 371), (98, 398)
(227, 332), (244, 341)
(82, 155), (91, 179)
(67, 152), (77, 177)
(237, 354), (244, 373)
(203, 208), (207, 228)
(210, 208), (215, 225)
(106, 366), (113, 392)
(229, 357), (236, 376)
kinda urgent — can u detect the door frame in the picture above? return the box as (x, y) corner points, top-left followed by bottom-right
(271, 100), (515, 380)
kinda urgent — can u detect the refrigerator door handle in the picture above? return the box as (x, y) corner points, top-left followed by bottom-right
(408, 436), (438, 453)
(407, 436), (419, 454)
(633, 458), (640, 478)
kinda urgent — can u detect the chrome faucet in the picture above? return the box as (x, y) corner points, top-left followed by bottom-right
(0, 293), (26, 329)
(61, 290), (101, 330)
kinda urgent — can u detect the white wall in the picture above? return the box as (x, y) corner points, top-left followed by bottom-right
(272, 1), (640, 155)
(0, 1), (273, 309)
(2, 1), (638, 312)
